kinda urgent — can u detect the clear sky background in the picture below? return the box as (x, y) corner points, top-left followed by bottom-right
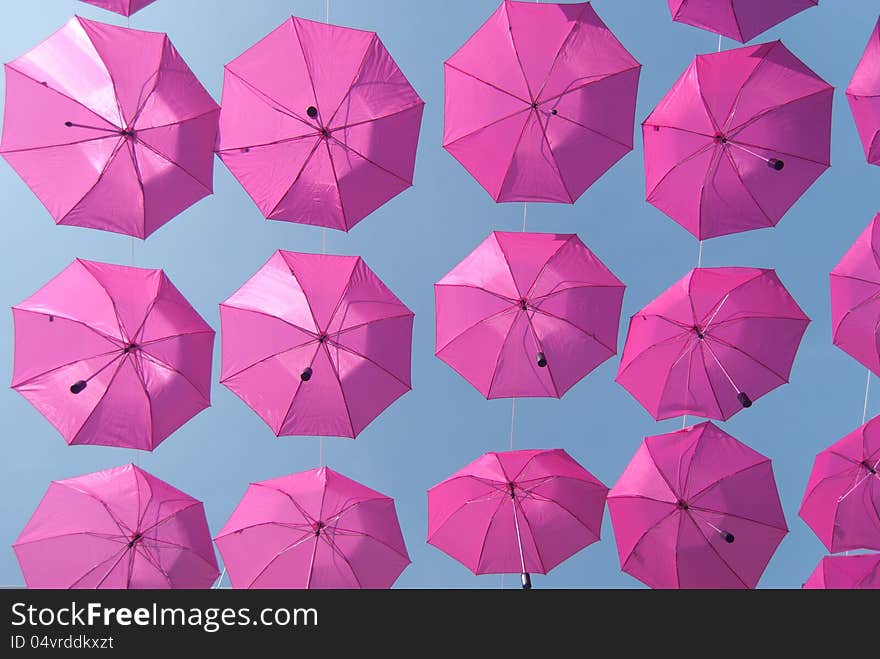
(0, 0), (878, 589)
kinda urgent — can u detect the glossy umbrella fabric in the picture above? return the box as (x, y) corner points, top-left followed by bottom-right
(830, 213), (880, 374)
(847, 18), (880, 166)
(0, 17), (219, 239)
(667, 1), (818, 43)
(799, 415), (880, 553)
(220, 250), (413, 438)
(214, 467), (409, 589)
(79, 0), (158, 16)
(608, 422), (788, 589)
(803, 554), (880, 589)
(14, 464), (218, 589)
(443, 1), (640, 203)
(11, 259), (214, 451)
(216, 17), (424, 231)
(427, 449), (608, 585)
(644, 41), (833, 240)
(435, 232), (625, 399)
(616, 267), (809, 421)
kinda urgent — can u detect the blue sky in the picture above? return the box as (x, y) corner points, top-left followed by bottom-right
(1, 0), (878, 589)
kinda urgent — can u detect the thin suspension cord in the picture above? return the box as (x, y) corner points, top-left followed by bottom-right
(522, 202), (528, 232)
(317, 0), (329, 470)
(717, 34), (722, 52)
(511, 496), (527, 575)
(862, 368), (871, 425)
(697, 241), (703, 268)
(214, 566), (226, 589)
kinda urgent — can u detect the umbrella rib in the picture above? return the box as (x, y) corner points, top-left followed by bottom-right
(216, 131), (320, 155)
(689, 504), (788, 532)
(642, 122), (714, 140)
(621, 507), (678, 574)
(57, 138), (127, 227)
(220, 338), (319, 383)
(693, 64), (722, 136)
(318, 531), (363, 588)
(522, 489), (603, 537)
(329, 525), (410, 562)
(246, 530), (319, 589)
(324, 340), (411, 391)
(222, 67), (314, 128)
(727, 135), (831, 168)
(330, 100), (424, 134)
(532, 1), (592, 100)
(522, 236), (573, 299)
(62, 483), (133, 538)
(330, 312), (413, 339)
(443, 62), (530, 105)
(124, 43), (166, 130)
(688, 513), (751, 588)
(645, 140), (716, 203)
(705, 334), (790, 383)
(13, 531), (126, 548)
(126, 137), (149, 239)
(323, 134), (350, 229)
(219, 303), (318, 342)
(442, 107), (531, 152)
(551, 108), (634, 151)
(726, 88), (832, 146)
(6, 66), (120, 129)
(275, 342), (323, 435)
(11, 346), (123, 389)
(645, 442), (684, 501)
(531, 282), (625, 305)
(82, 262), (135, 342)
(68, 355), (130, 445)
(265, 139), (324, 219)
(718, 43), (781, 131)
(134, 542), (174, 589)
(435, 283), (517, 306)
(705, 313), (809, 331)
(435, 305), (517, 355)
(0, 133), (120, 155)
(720, 147), (775, 227)
(329, 134), (414, 186)
(502, 2), (537, 102)
(538, 65), (641, 108)
(127, 352), (155, 449)
(687, 461), (771, 502)
(494, 108), (538, 203)
(290, 18), (325, 126)
(472, 492), (508, 575)
(138, 328), (215, 349)
(697, 342), (728, 419)
(325, 33), (380, 127)
(69, 545), (130, 590)
(253, 483), (317, 527)
(319, 341), (357, 437)
(484, 308), (525, 399)
(520, 308), (561, 397)
(139, 348), (210, 407)
(135, 134), (213, 193)
(133, 107), (220, 135)
(530, 306), (617, 356)
(615, 330), (692, 385)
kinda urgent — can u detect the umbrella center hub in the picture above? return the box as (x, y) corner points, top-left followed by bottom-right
(120, 128), (135, 138)
(507, 482), (517, 498)
(714, 133), (728, 144)
(317, 332), (328, 343)
(519, 298), (528, 311)
(693, 325), (705, 339)
(677, 500), (689, 510)
(128, 532), (142, 548)
(123, 342), (139, 354)
(530, 101), (538, 110)
(863, 460), (877, 474)
(314, 521), (325, 536)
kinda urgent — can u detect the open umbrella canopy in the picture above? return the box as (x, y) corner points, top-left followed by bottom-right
(616, 267), (809, 421)
(427, 449), (607, 587)
(220, 250), (413, 438)
(214, 467), (410, 589)
(443, 0), (640, 203)
(831, 213), (880, 374)
(803, 553), (880, 589)
(79, 0), (158, 16)
(608, 422), (788, 589)
(0, 17), (219, 239)
(643, 41), (832, 240)
(667, 0), (818, 43)
(435, 231), (624, 399)
(14, 464), (218, 589)
(799, 415), (880, 553)
(216, 16), (424, 231)
(12, 259), (214, 451)
(847, 17), (880, 166)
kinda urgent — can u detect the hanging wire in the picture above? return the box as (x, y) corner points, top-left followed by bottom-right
(697, 241), (703, 268)
(717, 34), (722, 52)
(862, 368), (871, 425)
(522, 202), (528, 232)
(213, 567), (226, 589)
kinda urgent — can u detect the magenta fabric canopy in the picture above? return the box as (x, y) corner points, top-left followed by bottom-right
(220, 250), (413, 438)
(12, 259), (214, 451)
(643, 41), (832, 240)
(0, 17), (219, 238)
(435, 231), (624, 399)
(616, 267), (809, 421)
(14, 464), (218, 589)
(608, 422), (788, 589)
(79, 0), (157, 16)
(667, 0), (818, 43)
(803, 553), (880, 589)
(799, 415), (880, 553)
(443, 1), (640, 203)
(847, 17), (880, 166)
(831, 213), (880, 374)
(428, 449), (607, 588)
(215, 467), (410, 589)
(216, 16), (424, 231)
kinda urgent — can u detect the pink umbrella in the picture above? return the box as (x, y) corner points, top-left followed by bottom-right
(443, 1), (640, 203)
(831, 213), (880, 374)
(0, 17), (218, 239)
(616, 267), (809, 421)
(644, 41), (833, 240)
(799, 416), (880, 553)
(14, 464), (218, 589)
(847, 18), (880, 166)
(608, 422), (788, 589)
(667, 1), (818, 43)
(214, 467), (409, 589)
(220, 250), (413, 438)
(803, 554), (880, 589)
(427, 449), (608, 589)
(79, 0), (157, 16)
(216, 17), (424, 232)
(12, 259), (214, 451)
(435, 231), (624, 399)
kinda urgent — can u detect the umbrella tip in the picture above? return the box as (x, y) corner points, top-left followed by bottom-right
(70, 380), (87, 395)
(768, 158), (784, 171)
(307, 106), (318, 119)
(300, 367), (313, 382)
(521, 573), (532, 590)
(536, 351), (547, 368)
(64, 121), (73, 127)
(737, 392), (752, 408)
(720, 531), (735, 544)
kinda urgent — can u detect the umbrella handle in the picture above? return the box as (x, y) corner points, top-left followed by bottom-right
(521, 573), (532, 590)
